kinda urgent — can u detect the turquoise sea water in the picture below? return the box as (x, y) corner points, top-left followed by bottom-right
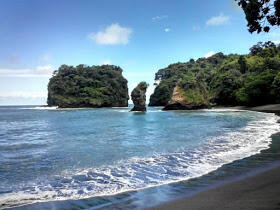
(0, 106), (279, 209)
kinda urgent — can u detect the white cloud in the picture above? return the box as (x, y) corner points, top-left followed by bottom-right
(0, 68), (30, 76)
(36, 65), (54, 75)
(152, 15), (168, 21)
(89, 23), (132, 45)
(146, 85), (155, 104)
(273, 40), (280, 45)
(164, 28), (170, 32)
(0, 65), (55, 77)
(204, 51), (215, 58)
(0, 91), (48, 105)
(0, 91), (47, 99)
(206, 13), (230, 26)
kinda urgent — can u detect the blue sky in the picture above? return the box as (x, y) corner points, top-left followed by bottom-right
(0, 0), (280, 105)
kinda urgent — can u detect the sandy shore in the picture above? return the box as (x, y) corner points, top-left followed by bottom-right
(247, 104), (280, 115)
(150, 164), (280, 210)
(213, 104), (280, 115)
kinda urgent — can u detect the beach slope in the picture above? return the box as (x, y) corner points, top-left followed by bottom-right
(151, 165), (280, 210)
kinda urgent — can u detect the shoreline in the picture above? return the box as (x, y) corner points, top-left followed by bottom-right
(11, 103), (280, 115)
(149, 109), (280, 210)
(1, 106), (279, 209)
(151, 163), (280, 210)
(212, 104), (280, 116)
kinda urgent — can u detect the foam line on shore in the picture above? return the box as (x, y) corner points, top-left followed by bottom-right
(1, 112), (279, 209)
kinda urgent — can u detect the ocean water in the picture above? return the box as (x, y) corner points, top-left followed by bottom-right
(0, 106), (279, 209)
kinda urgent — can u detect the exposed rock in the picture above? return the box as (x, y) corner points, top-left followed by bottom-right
(130, 82), (148, 112)
(163, 86), (210, 110)
(149, 83), (175, 107)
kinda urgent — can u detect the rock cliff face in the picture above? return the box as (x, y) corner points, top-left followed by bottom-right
(47, 64), (129, 108)
(163, 85), (210, 110)
(130, 82), (148, 112)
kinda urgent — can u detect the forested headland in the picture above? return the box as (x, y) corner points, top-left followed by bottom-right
(149, 42), (280, 109)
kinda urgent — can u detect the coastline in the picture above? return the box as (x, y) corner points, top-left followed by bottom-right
(151, 163), (280, 210)
(150, 106), (280, 210)
(212, 104), (280, 115)
(246, 104), (280, 115)
(7, 131), (280, 210)
(1, 106), (280, 210)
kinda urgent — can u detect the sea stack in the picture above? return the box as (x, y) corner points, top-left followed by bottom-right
(130, 82), (148, 112)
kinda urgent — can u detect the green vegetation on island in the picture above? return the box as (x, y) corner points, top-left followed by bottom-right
(47, 64), (129, 108)
(149, 41), (280, 109)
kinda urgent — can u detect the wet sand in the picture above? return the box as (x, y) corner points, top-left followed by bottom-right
(214, 104), (280, 115)
(151, 164), (280, 210)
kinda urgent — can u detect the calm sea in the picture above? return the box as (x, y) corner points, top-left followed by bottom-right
(0, 106), (279, 209)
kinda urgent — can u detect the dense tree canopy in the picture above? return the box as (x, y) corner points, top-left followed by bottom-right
(236, 0), (280, 33)
(47, 65), (129, 108)
(149, 41), (280, 107)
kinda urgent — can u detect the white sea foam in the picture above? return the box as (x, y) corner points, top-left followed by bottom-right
(112, 107), (130, 109)
(114, 110), (129, 112)
(0, 112), (279, 209)
(113, 109), (164, 113)
(20, 106), (58, 110)
(202, 108), (247, 112)
(22, 106), (131, 111)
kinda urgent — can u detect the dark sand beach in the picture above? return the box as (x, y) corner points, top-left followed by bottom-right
(215, 104), (280, 115)
(248, 104), (280, 114)
(151, 164), (280, 210)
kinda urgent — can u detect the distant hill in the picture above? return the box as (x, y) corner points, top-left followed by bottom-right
(47, 64), (129, 108)
(149, 41), (280, 109)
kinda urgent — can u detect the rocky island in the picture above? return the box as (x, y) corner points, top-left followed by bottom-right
(130, 82), (148, 112)
(46, 42), (280, 110)
(150, 41), (280, 110)
(47, 64), (129, 108)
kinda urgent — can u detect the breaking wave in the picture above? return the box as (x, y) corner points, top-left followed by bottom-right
(1, 112), (279, 208)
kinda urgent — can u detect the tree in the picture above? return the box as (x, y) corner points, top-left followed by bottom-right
(272, 72), (280, 102)
(235, 70), (277, 106)
(250, 42), (263, 55)
(238, 55), (248, 74)
(263, 40), (276, 48)
(236, 0), (280, 33)
(47, 65), (129, 108)
(189, 58), (195, 63)
(211, 71), (241, 105)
